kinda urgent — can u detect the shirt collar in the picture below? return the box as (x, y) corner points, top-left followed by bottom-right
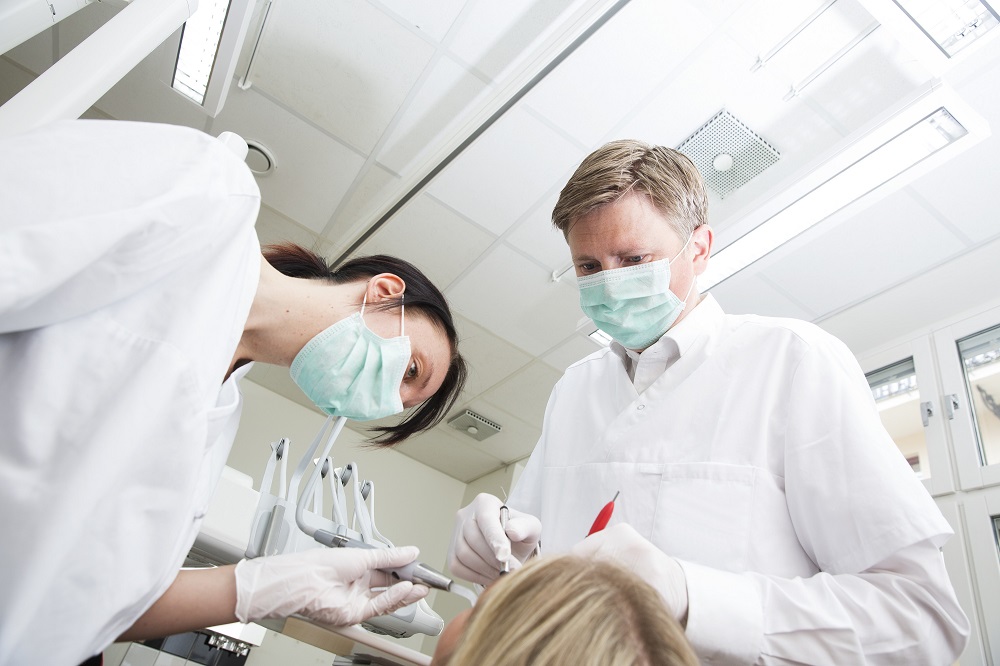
(610, 293), (724, 364)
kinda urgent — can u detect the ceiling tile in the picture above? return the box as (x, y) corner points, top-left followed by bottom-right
(451, 315), (534, 406)
(480, 361), (562, 429)
(708, 271), (818, 320)
(753, 0), (878, 88)
(425, 106), (583, 236)
(797, 34), (929, 136)
(446, 244), (584, 356)
(376, 54), (492, 175)
(250, 0), (435, 154)
(907, 154), (997, 244)
(761, 194), (967, 316)
(505, 192), (572, 272)
(321, 164), (402, 257)
(213, 86), (366, 233)
(356, 194), (496, 287)
(820, 237), (1000, 356)
(724, 0), (847, 63)
(6, 18), (55, 74)
(447, 0), (585, 81)
(376, 0), (468, 43)
(521, 0), (714, 146)
(460, 400), (541, 465)
(255, 205), (322, 251)
(0, 57), (36, 105)
(397, 427), (504, 483)
(542, 334), (603, 372)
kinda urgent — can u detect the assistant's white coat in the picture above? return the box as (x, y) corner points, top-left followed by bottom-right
(0, 119), (261, 664)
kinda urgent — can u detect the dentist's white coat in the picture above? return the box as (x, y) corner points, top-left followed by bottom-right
(510, 295), (969, 664)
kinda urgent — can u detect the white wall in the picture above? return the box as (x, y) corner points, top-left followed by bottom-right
(228, 378), (468, 657)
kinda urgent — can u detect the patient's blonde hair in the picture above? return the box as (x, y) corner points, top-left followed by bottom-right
(444, 555), (698, 666)
(552, 139), (708, 240)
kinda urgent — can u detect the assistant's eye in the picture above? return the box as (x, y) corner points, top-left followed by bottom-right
(626, 255), (644, 263)
(578, 262), (599, 273)
(406, 359), (419, 379)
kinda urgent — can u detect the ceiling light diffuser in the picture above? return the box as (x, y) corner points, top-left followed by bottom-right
(589, 329), (613, 347)
(171, 0), (254, 116)
(893, 0), (999, 57)
(698, 85), (988, 291)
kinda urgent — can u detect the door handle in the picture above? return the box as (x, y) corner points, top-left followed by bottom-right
(920, 401), (934, 427)
(944, 394), (960, 420)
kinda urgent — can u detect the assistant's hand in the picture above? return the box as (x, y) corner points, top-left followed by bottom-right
(571, 523), (689, 624)
(233, 546), (429, 626)
(447, 493), (541, 585)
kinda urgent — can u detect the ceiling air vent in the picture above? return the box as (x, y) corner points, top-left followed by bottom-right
(448, 410), (502, 442)
(677, 109), (780, 199)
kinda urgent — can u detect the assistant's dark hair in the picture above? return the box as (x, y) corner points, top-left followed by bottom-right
(262, 243), (467, 446)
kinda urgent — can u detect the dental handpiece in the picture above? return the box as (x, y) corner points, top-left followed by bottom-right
(313, 529), (453, 591)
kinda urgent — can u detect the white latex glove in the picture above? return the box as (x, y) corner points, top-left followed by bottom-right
(571, 523), (689, 624)
(447, 493), (542, 585)
(234, 546), (429, 626)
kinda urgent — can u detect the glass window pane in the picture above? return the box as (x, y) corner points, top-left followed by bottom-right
(957, 323), (1000, 467)
(866, 357), (928, 479)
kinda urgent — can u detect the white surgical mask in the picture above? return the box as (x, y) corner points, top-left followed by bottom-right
(577, 235), (695, 350)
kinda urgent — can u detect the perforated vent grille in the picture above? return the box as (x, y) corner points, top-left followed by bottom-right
(676, 110), (780, 199)
(447, 409), (502, 441)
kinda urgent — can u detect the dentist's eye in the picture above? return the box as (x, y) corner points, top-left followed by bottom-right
(406, 360), (418, 379)
(626, 255), (644, 263)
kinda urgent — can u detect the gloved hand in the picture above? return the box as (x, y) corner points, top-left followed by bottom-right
(234, 546), (429, 626)
(571, 523), (688, 624)
(448, 493), (542, 586)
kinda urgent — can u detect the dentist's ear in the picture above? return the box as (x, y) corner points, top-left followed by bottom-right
(691, 224), (714, 276)
(366, 273), (406, 303)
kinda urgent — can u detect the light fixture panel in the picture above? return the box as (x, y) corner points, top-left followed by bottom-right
(171, 0), (255, 117)
(893, 0), (999, 57)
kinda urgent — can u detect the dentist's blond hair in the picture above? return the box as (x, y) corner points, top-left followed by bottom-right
(443, 555), (698, 666)
(552, 139), (708, 239)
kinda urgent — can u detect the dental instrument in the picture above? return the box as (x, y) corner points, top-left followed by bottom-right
(587, 491), (620, 536)
(293, 416), (456, 593)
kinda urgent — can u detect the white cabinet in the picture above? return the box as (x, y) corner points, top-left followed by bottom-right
(857, 301), (1000, 665)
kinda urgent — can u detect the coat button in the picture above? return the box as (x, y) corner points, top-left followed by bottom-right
(637, 404), (645, 410)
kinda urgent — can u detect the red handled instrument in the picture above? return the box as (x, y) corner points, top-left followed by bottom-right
(587, 490), (620, 536)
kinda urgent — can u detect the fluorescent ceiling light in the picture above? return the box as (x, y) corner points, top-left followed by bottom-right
(172, 0), (254, 116)
(589, 329), (613, 347)
(698, 86), (988, 291)
(893, 0), (999, 57)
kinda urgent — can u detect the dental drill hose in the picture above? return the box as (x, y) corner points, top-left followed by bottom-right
(313, 529), (453, 591)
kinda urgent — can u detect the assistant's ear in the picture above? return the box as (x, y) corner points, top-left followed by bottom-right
(690, 224), (714, 276)
(366, 273), (406, 303)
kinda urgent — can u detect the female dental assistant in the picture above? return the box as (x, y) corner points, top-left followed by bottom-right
(0, 120), (466, 665)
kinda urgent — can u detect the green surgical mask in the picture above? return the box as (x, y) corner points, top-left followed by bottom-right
(577, 236), (694, 350)
(290, 295), (410, 421)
